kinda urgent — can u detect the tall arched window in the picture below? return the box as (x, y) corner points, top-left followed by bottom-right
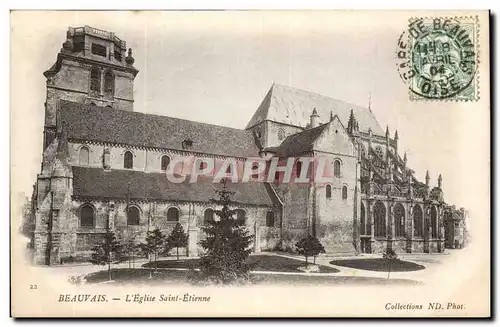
(167, 207), (180, 222)
(360, 203), (366, 235)
(161, 155), (170, 171)
(124, 151), (133, 169)
(79, 146), (89, 165)
(80, 204), (94, 228)
(431, 206), (438, 238)
(90, 66), (101, 92)
(204, 208), (214, 223)
(413, 204), (423, 237)
(326, 185), (332, 199)
(236, 209), (246, 225)
(104, 70), (115, 96)
(127, 206), (140, 225)
(296, 161), (302, 177)
(394, 203), (406, 237)
(374, 201), (386, 238)
(333, 159), (341, 177)
(266, 211), (275, 227)
(278, 128), (285, 141)
(342, 185), (348, 199)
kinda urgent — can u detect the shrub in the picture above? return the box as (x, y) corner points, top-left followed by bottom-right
(295, 235), (326, 264)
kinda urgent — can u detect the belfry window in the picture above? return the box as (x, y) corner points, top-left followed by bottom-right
(104, 70), (115, 96)
(90, 67), (101, 93)
(91, 43), (107, 57)
(124, 151), (133, 169)
(114, 50), (122, 62)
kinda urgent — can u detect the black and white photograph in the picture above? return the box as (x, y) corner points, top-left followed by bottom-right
(9, 10), (490, 317)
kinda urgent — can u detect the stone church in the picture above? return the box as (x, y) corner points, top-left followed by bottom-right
(30, 26), (468, 265)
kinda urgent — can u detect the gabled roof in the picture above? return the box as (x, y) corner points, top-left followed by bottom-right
(59, 101), (260, 158)
(72, 166), (278, 206)
(266, 123), (329, 157)
(246, 84), (384, 135)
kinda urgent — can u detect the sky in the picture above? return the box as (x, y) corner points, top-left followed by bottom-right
(10, 11), (490, 213)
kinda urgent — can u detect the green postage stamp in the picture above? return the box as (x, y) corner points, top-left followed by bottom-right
(397, 16), (479, 101)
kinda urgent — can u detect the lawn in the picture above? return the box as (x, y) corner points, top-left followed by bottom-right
(84, 268), (189, 285)
(330, 258), (425, 272)
(143, 254), (340, 273)
(84, 268), (421, 286)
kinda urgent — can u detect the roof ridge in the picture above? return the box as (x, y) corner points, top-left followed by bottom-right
(272, 83), (370, 110)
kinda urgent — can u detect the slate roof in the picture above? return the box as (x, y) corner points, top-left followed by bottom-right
(72, 166), (278, 206)
(59, 101), (260, 158)
(246, 84), (384, 135)
(266, 123), (329, 157)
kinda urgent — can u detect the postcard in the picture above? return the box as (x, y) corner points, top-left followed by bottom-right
(10, 10), (490, 317)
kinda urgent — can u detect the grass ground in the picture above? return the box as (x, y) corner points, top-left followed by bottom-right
(84, 268), (421, 286)
(143, 254), (340, 273)
(330, 258), (425, 272)
(85, 268), (188, 285)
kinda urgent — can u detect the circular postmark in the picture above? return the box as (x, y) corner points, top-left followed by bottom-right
(396, 17), (477, 100)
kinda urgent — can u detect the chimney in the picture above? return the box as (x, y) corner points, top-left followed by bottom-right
(310, 108), (320, 128)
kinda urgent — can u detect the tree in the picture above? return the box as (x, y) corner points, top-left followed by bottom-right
(196, 179), (253, 285)
(383, 248), (398, 279)
(89, 230), (122, 281)
(139, 227), (166, 278)
(295, 235), (326, 264)
(122, 232), (140, 268)
(167, 223), (188, 260)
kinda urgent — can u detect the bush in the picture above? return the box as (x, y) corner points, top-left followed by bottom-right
(295, 235), (326, 264)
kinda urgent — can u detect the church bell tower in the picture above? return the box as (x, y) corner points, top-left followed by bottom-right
(42, 25), (139, 150)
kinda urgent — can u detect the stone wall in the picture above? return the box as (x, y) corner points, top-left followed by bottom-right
(39, 198), (279, 264)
